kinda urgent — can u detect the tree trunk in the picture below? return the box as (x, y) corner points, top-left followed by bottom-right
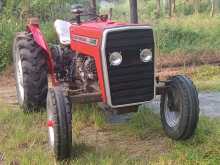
(211, 0), (214, 16)
(156, 0), (161, 18)
(109, 8), (113, 20)
(168, 0), (172, 17)
(194, 0), (199, 14)
(129, 0), (138, 24)
(0, 0), (3, 12)
(210, 0), (219, 17)
(172, 0), (176, 16)
(89, 0), (97, 18)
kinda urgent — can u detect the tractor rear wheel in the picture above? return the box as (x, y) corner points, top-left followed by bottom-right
(47, 87), (72, 160)
(13, 32), (48, 112)
(160, 75), (199, 140)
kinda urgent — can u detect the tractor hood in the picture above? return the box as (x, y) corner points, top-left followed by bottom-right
(70, 21), (127, 53)
(70, 20), (152, 55)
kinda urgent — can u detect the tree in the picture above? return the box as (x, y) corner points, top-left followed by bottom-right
(0, 0), (3, 12)
(165, 0), (176, 17)
(193, 0), (200, 14)
(210, 0), (219, 16)
(172, 0), (176, 16)
(168, 0), (172, 17)
(129, 0), (138, 23)
(156, 0), (161, 18)
(89, 0), (97, 18)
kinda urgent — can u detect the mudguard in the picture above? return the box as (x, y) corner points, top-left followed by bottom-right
(27, 24), (50, 53)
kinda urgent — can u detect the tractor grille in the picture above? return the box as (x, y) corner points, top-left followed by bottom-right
(104, 28), (155, 106)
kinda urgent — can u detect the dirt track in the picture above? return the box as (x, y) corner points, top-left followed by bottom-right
(0, 67), (17, 107)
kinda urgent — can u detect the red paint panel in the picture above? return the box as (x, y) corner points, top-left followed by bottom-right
(70, 25), (106, 101)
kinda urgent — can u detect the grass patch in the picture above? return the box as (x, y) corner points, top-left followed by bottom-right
(73, 104), (106, 135)
(0, 103), (52, 164)
(119, 108), (220, 164)
(156, 15), (220, 54)
(0, 102), (220, 164)
(191, 65), (220, 91)
(153, 117), (220, 164)
(116, 106), (163, 139)
(180, 65), (220, 91)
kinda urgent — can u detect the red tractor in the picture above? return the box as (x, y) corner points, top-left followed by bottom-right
(13, 5), (199, 160)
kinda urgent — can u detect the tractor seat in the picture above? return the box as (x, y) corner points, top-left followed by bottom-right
(54, 19), (72, 45)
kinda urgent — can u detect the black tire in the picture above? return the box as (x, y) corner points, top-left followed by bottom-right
(47, 87), (72, 160)
(13, 32), (48, 111)
(160, 75), (200, 140)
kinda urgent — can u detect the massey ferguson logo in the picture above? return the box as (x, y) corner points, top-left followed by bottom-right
(72, 35), (98, 46)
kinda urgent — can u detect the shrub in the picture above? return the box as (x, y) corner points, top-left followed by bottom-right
(0, 0), (84, 72)
(0, 17), (22, 71)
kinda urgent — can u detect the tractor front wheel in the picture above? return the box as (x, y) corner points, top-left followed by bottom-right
(47, 87), (72, 160)
(160, 75), (199, 140)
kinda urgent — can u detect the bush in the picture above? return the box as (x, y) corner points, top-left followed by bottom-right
(0, 0), (84, 72)
(1, 0), (220, 72)
(0, 17), (22, 71)
(155, 16), (220, 54)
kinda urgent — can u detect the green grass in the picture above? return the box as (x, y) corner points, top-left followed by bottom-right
(73, 104), (106, 135)
(180, 65), (220, 91)
(192, 65), (220, 91)
(0, 103), (51, 164)
(117, 106), (163, 139)
(155, 117), (220, 165)
(0, 102), (220, 164)
(156, 15), (220, 54)
(124, 107), (220, 164)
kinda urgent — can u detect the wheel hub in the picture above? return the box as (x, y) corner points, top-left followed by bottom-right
(16, 53), (24, 103)
(48, 117), (55, 147)
(164, 92), (181, 128)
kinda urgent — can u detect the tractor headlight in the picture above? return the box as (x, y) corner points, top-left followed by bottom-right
(109, 52), (122, 66)
(140, 49), (152, 62)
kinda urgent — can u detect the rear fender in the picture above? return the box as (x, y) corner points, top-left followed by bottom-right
(27, 24), (49, 53)
(26, 21), (58, 86)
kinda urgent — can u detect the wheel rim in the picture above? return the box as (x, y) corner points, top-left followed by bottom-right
(164, 93), (181, 128)
(47, 114), (55, 148)
(16, 51), (24, 103)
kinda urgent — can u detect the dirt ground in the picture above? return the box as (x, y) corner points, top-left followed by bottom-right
(0, 66), (17, 106)
(157, 53), (220, 69)
(77, 126), (169, 159)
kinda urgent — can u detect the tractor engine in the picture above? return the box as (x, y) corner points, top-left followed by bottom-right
(51, 45), (97, 90)
(74, 54), (97, 90)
